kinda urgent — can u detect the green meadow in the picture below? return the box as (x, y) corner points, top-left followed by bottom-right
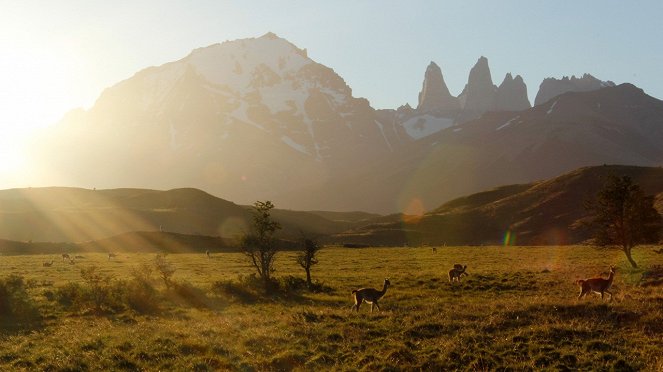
(1, 245), (662, 371)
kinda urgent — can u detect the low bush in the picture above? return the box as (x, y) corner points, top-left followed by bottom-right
(0, 274), (41, 326)
(54, 282), (85, 309)
(171, 280), (209, 308)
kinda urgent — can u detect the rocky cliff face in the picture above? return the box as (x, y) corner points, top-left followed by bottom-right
(457, 56), (497, 120)
(534, 73), (615, 106)
(494, 73), (531, 111)
(416, 62), (460, 114)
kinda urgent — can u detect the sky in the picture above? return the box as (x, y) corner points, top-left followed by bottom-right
(1, 0), (662, 185)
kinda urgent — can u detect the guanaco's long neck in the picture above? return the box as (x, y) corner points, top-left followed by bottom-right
(606, 271), (615, 286)
(381, 283), (389, 296)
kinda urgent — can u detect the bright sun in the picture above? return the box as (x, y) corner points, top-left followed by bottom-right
(0, 41), (77, 183)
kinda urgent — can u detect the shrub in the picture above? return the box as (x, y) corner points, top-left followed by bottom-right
(55, 282), (85, 309)
(116, 279), (159, 314)
(0, 274), (41, 326)
(121, 262), (160, 313)
(279, 275), (308, 293)
(211, 278), (256, 303)
(171, 281), (208, 308)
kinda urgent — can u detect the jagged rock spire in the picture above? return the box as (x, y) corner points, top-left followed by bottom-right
(417, 62), (460, 113)
(495, 73), (531, 111)
(459, 56), (496, 113)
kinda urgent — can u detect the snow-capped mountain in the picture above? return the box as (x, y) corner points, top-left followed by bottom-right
(33, 33), (399, 207)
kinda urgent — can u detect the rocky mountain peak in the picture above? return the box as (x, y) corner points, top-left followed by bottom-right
(457, 56), (497, 120)
(534, 73), (616, 106)
(494, 73), (531, 111)
(416, 61), (460, 113)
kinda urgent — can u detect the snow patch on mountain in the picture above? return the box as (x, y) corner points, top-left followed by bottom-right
(496, 116), (520, 131)
(281, 135), (309, 154)
(547, 100), (558, 114)
(374, 120), (393, 151)
(402, 115), (454, 140)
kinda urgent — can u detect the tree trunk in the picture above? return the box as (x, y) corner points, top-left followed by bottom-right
(624, 245), (638, 268)
(305, 267), (312, 289)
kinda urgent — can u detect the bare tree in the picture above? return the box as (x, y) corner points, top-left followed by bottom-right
(154, 254), (176, 289)
(296, 237), (321, 289)
(241, 201), (281, 290)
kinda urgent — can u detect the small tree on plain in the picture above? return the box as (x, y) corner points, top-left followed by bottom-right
(296, 237), (321, 289)
(585, 175), (662, 268)
(241, 201), (281, 290)
(154, 254), (176, 289)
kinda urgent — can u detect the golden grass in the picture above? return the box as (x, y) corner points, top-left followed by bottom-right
(1, 245), (662, 370)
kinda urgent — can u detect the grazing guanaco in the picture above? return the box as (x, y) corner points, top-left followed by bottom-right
(653, 248), (663, 254)
(43, 260), (54, 267)
(431, 247), (437, 253)
(351, 279), (390, 313)
(448, 264), (468, 283)
(62, 253), (70, 261)
(577, 266), (616, 301)
(108, 253), (117, 260)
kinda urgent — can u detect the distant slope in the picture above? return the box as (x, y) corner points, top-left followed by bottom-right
(0, 187), (370, 243)
(327, 165), (663, 246)
(295, 84), (663, 213)
(76, 231), (238, 254)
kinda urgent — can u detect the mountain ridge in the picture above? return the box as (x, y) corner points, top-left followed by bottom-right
(30, 34), (662, 214)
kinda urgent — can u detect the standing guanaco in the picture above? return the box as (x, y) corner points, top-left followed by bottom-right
(577, 266), (616, 301)
(448, 264), (468, 283)
(351, 279), (390, 313)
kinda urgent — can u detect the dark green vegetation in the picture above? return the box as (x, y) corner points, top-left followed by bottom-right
(332, 165), (663, 246)
(0, 246), (662, 370)
(586, 175), (662, 268)
(242, 201), (282, 288)
(587, 176), (662, 267)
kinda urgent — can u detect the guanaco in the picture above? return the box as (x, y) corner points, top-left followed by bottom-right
(351, 279), (390, 313)
(577, 266), (616, 301)
(43, 260), (54, 267)
(448, 264), (468, 283)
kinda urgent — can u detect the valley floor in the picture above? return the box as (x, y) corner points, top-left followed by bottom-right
(1, 246), (662, 370)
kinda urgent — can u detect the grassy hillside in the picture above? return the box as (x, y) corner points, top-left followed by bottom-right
(0, 187), (367, 245)
(0, 246), (661, 370)
(331, 165), (663, 246)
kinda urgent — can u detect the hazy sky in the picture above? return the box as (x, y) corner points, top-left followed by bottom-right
(1, 1), (662, 183)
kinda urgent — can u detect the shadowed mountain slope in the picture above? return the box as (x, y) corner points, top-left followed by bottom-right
(327, 165), (663, 246)
(0, 187), (366, 244)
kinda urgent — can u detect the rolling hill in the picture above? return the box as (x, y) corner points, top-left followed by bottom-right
(327, 165), (663, 246)
(0, 187), (369, 245)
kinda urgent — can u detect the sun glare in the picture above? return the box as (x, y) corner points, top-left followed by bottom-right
(0, 138), (28, 174)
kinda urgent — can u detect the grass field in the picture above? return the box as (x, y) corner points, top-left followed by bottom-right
(1, 245), (662, 371)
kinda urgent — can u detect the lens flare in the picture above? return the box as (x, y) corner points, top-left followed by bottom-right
(503, 230), (516, 246)
(402, 198), (425, 223)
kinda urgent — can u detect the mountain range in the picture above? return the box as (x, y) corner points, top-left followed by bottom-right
(30, 33), (663, 214)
